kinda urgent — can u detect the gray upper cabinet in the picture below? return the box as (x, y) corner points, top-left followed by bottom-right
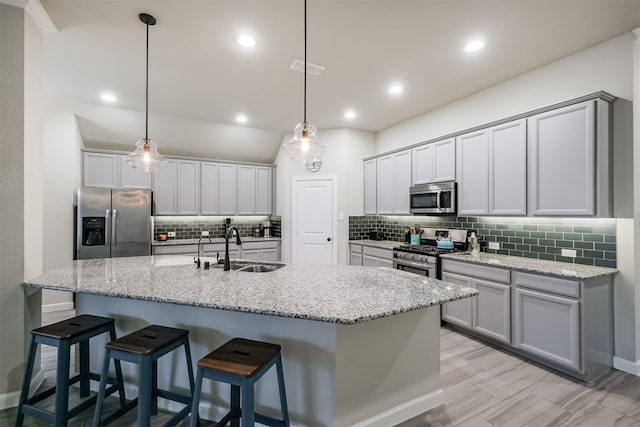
(177, 160), (200, 215)
(376, 149), (411, 215)
(489, 119), (527, 215)
(457, 129), (489, 215)
(364, 159), (377, 214)
(83, 152), (119, 188)
(218, 163), (237, 215)
(412, 138), (455, 185)
(200, 162), (219, 215)
(153, 159), (178, 215)
(237, 165), (257, 215)
(256, 167), (273, 215)
(528, 100), (595, 216)
(119, 156), (152, 189)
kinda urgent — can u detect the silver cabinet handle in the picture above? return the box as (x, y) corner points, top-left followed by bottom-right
(105, 209), (110, 247)
(436, 191), (442, 209)
(112, 209), (117, 246)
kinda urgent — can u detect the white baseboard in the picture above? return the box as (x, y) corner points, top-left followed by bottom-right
(0, 369), (45, 410)
(351, 389), (444, 427)
(613, 356), (640, 375)
(42, 301), (75, 313)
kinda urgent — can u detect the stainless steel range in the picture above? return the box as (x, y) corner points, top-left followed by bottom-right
(393, 229), (467, 279)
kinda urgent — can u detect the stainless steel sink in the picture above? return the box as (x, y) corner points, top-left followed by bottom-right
(236, 264), (284, 273)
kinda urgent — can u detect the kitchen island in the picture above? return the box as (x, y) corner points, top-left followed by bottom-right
(23, 256), (477, 427)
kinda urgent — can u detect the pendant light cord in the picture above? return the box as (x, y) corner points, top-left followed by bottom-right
(303, 0), (307, 124)
(145, 20), (149, 140)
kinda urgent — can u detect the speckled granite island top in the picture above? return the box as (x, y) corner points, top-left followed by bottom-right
(24, 256), (477, 324)
(440, 252), (617, 280)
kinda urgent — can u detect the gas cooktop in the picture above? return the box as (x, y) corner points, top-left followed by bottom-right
(395, 244), (458, 256)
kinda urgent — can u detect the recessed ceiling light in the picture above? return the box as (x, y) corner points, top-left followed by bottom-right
(464, 40), (485, 52)
(237, 34), (256, 47)
(235, 114), (248, 123)
(100, 92), (117, 103)
(388, 84), (403, 95)
(344, 110), (356, 119)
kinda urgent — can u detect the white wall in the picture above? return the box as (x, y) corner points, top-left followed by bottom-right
(376, 32), (639, 371)
(377, 33), (634, 153)
(41, 111), (83, 310)
(275, 129), (376, 265)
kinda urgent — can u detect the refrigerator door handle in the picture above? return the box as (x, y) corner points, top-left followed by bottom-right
(112, 209), (117, 246)
(105, 209), (111, 248)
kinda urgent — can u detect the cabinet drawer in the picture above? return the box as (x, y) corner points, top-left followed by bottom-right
(514, 271), (580, 298)
(350, 243), (363, 254)
(441, 259), (510, 284)
(241, 241), (280, 250)
(153, 244), (197, 255)
(362, 246), (393, 260)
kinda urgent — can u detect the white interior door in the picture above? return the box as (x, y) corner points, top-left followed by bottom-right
(292, 177), (336, 264)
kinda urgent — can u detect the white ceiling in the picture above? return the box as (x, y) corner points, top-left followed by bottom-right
(41, 0), (640, 162)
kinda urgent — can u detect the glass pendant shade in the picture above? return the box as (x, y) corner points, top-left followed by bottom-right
(125, 138), (167, 172)
(283, 122), (325, 164)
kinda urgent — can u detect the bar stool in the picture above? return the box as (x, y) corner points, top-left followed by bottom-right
(16, 314), (126, 427)
(189, 338), (290, 427)
(93, 325), (196, 427)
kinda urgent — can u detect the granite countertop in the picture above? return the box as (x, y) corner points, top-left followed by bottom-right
(349, 240), (404, 250)
(440, 252), (617, 280)
(23, 256), (477, 325)
(152, 237), (281, 246)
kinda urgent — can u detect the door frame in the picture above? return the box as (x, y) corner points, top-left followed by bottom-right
(291, 175), (338, 265)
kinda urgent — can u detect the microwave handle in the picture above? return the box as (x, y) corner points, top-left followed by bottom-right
(436, 191), (442, 209)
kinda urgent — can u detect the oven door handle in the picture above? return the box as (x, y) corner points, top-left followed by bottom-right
(393, 258), (437, 270)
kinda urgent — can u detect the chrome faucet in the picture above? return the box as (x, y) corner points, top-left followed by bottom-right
(194, 236), (212, 268)
(224, 226), (242, 271)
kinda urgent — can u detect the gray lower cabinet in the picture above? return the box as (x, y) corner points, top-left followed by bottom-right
(152, 240), (280, 262)
(440, 272), (474, 329)
(349, 243), (363, 266)
(514, 287), (580, 370)
(362, 246), (393, 268)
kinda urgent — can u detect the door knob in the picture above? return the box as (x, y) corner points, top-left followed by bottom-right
(327, 237), (332, 242)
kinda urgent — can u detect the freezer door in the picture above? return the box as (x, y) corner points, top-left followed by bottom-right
(77, 187), (112, 259)
(111, 189), (151, 257)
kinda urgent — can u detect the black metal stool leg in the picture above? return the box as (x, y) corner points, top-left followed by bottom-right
(15, 335), (37, 427)
(138, 356), (152, 427)
(54, 342), (71, 427)
(108, 324), (126, 407)
(93, 349), (112, 427)
(79, 339), (90, 397)
(231, 385), (241, 427)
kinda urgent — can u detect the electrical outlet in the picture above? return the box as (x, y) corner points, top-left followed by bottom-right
(167, 231), (176, 238)
(488, 242), (500, 250)
(561, 248), (577, 258)
(201, 231), (209, 237)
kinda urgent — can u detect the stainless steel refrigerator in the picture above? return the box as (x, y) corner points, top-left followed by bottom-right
(76, 187), (152, 260)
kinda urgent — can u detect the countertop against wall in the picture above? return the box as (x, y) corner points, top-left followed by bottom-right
(152, 237), (281, 246)
(348, 240), (404, 250)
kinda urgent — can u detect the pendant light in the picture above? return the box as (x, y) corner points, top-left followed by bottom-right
(126, 13), (168, 172)
(282, 0), (325, 172)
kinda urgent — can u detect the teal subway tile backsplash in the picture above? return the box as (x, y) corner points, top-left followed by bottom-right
(349, 215), (617, 267)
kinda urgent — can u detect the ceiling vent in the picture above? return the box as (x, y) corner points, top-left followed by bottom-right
(290, 59), (326, 76)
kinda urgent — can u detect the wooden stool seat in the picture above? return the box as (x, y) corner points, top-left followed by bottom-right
(93, 325), (196, 427)
(106, 325), (189, 355)
(189, 338), (290, 427)
(16, 315), (125, 427)
(197, 338), (281, 378)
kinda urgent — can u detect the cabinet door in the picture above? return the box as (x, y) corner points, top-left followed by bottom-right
(362, 254), (380, 267)
(376, 155), (395, 214)
(350, 252), (363, 266)
(153, 160), (177, 215)
(432, 138), (456, 182)
(457, 130), (489, 215)
(441, 272), (474, 328)
(120, 155), (152, 189)
(83, 152), (118, 188)
(412, 144), (434, 185)
(378, 258), (393, 268)
(218, 163), (237, 215)
(473, 279), (511, 343)
(394, 150), (412, 214)
(177, 161), (200, 215)
(256, 167), (273, 214)
(364, 159), (377, 214)
(514, 288), (580, 370)
(237, 165), (257, 215)
(241, 249), (260, 261)
(489, 120), (527, 215)
(528, 100), (595, 216)
(201, 162), (219, 215)
(259, 248), (279, 262)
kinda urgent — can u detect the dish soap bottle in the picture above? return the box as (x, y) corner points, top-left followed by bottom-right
(470, 232), (480, 253)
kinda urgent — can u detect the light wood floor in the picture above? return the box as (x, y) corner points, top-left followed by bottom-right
(4, 309), (640, 426)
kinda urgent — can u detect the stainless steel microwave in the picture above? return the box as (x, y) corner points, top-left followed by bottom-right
(409, 181), (456, 214)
